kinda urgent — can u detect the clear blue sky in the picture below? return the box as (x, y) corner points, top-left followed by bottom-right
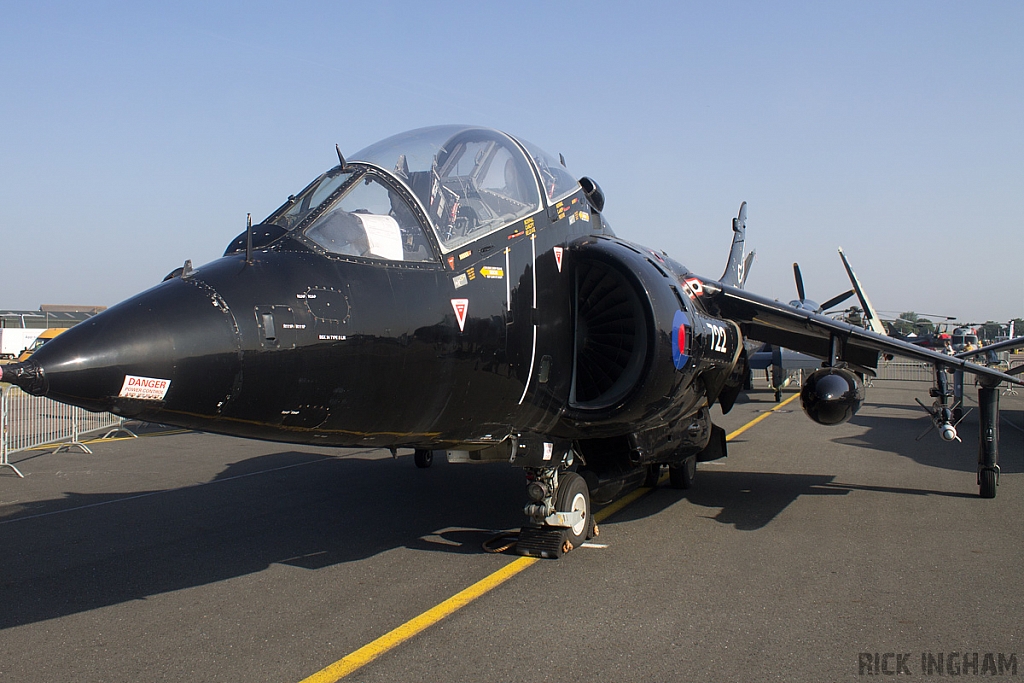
(2, 1), (1021, 324)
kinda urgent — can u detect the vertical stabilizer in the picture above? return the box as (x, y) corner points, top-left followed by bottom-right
(837, 247), (886, 335)
(721, 202), (754, 288)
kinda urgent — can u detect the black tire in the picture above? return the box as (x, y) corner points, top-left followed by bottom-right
(980, 468), (997, 499)
(555, 472), (591, 548)
(669, 456), (696, 490)
(643, 464), (661, 488)
(414, 449), (434, 468)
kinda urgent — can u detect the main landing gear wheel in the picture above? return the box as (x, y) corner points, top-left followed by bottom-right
(643, 464), (662, 488)
(669, 456), (696, 490)
(414, 449), (434, 468)
(555, 471), (592, 549)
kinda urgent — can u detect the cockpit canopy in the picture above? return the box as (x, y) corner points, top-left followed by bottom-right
(248, 126), (581, 261)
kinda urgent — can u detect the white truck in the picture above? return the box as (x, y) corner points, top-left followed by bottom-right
(0, 329), (43, 360)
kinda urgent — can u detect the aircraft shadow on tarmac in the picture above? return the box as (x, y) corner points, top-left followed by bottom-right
(0, 450), (525, 630)
(3, 399), (1020, 631)
(606, 461), (990, 536)
(841, 401), (1024, 475)
(609, 471), (847, 531)
(746, 382), (1023, 477)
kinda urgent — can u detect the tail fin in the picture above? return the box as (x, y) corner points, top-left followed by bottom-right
(837, 247), (886, 335)
(720, 202), (755, 288)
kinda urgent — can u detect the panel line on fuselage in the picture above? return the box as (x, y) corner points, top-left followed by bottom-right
(518, 234), (538, 406)
(504, 247), (511, 312)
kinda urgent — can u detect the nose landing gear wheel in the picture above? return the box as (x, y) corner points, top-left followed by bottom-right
(555, 471), (592, 549)
(414, 449), (434, 468)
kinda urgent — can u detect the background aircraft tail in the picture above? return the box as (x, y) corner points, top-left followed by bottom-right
(837, 247), (887, 335)
(720, 202), (755, 289)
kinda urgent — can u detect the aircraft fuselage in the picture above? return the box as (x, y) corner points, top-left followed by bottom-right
(32, 182), (740, 475)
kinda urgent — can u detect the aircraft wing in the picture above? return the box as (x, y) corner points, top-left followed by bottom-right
(954, 335), (1024, 359)
(705, 280), (1024, 387)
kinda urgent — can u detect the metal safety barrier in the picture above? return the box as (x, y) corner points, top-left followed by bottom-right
(874, 357), (1022, 396)
(873, 360), (934, 382)
(1007, 359), (1024, 396)
(0, 384), (135, 478)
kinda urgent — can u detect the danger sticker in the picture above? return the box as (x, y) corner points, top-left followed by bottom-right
(119, 374), (171, 401)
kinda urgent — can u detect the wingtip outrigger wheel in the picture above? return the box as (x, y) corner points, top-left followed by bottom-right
(977, 381), (1001, 499)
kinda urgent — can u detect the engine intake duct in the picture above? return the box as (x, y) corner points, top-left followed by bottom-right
(570, 258), (648, 410)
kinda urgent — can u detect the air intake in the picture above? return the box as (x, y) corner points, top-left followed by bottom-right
(570, 259), (648, 410)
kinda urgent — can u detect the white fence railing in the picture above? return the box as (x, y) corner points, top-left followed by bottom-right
(874, 358), (1022, 396)
(0, 385), (134, 478)
(873, 360), (935, 382)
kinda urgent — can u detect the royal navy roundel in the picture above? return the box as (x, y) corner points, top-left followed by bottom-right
(672, 309), (690, 370)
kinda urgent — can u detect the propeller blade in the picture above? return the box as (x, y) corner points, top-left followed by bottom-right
(793, 263), (806, 302)
(821, 289), (856, 313)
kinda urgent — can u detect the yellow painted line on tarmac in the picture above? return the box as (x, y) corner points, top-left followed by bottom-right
(297, 556), (538, 683)
(593, 484), (652, 523)
(726, 392), (800, 441)
(298, 393), (799, 682)
(594, 393), (799, 525)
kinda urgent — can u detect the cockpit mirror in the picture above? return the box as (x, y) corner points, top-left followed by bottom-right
(579, 176), (605, 213)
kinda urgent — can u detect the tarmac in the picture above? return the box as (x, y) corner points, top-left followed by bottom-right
(1, 379), (1022, 682)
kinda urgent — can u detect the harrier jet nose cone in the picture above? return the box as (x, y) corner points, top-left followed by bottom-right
(12, 277), (242, 418)
(0, 361), (46, 395)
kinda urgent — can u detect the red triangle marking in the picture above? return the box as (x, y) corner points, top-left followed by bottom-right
(451, 298), (469, 332)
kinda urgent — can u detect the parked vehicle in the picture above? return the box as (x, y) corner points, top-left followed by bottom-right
(0, 328), (43, 361)
(17, 328), (67, 362)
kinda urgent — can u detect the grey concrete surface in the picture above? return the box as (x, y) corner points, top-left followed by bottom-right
(1, 379), (1021, 682)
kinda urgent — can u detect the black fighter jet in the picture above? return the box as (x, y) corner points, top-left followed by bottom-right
(3, 125), (1022, 558)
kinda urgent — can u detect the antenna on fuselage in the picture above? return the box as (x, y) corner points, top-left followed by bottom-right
(245, 213), (253, 265)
